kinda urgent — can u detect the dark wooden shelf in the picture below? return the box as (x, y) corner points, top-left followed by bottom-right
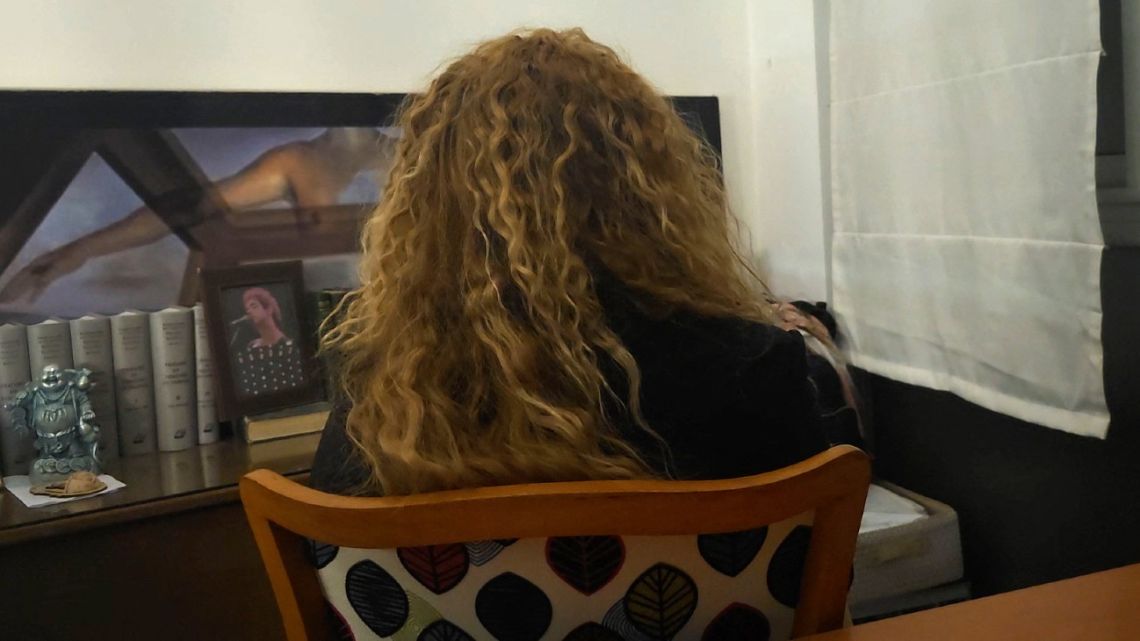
(0, 432), (320, 546)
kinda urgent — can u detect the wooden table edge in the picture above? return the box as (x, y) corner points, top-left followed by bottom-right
(797, 562), (1140, 640)
(0, 471), (310, 547)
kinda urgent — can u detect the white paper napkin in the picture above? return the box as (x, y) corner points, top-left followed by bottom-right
(2, 474), (126, 508)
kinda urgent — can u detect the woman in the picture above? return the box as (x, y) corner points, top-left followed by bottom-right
(312, 28), (829, 496)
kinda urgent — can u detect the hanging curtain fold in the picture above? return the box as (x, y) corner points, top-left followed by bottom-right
(830, 0), (1108, 436)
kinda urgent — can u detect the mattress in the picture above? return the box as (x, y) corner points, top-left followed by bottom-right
(850, 482), (965, 609)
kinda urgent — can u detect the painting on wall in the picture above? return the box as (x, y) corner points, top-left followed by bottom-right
(0, 92), (721, 324)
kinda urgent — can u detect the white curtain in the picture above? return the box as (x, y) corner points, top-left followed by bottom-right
(829, 0), (1108, 437)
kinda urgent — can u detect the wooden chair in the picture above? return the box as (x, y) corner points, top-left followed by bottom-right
(241, 445), (870, 641)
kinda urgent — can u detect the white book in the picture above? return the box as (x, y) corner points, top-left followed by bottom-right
(192, 304), (219, 445)
(159, 448), (205, 495)
(70, 315), (120, 461)
(0, 323), (34, 475)
(110, 310), (157, 455)
(26, 318), (74, 377)
(199, 443), (224, 488)
(149, 307), (197, 452)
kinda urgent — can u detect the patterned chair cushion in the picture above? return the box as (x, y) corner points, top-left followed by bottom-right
(314, 513), (814, 641)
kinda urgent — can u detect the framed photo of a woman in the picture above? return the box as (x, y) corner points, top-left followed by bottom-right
(200, 260), (322, 420)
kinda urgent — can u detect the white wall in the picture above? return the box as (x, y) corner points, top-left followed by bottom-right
(0, 0), (829, 300)
(744, 0), (830, 301)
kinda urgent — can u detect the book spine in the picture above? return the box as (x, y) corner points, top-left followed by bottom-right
(306, 290), (326, 349)
(319, 289), (350, 403)
(110, 312), (157, 455)
(70, 316), (120, 461)
(314, 290), (333, 400)
(192, 305), (219, 445)
(150, 308), (197, 452)
(26, 320), (74, 378)
(199, 442), (224, 487)
(0, 324), (34, 475)
(158, 447), (205, 495)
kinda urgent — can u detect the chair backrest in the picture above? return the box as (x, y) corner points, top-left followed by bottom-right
(241, 445), (870, 641)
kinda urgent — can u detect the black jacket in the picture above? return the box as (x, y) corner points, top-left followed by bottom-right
(311, 271), (829, 494)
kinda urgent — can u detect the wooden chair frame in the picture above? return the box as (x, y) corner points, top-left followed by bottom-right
(240, 445), (871, 641)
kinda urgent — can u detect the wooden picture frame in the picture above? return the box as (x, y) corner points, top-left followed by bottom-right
(200, 260), (322, 421)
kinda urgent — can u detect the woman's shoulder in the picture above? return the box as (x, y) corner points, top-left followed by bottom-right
(660, 306), (807, 365)
(590, 260), (796, 361)
(310, 400), (373, 495)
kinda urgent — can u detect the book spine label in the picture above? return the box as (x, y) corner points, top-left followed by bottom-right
(70, 316), (120, 461)
(150, 308), (197, 452)
(110, 312), (157, 455)
(26, 320), (74, 378)
(192, 305), (219, 445)
(0, 324), (34, 475)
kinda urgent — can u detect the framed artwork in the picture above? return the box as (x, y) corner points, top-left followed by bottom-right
(0, 91), (405, 324)
(0, 91), (720, 326)
(199, 260), (322, 420)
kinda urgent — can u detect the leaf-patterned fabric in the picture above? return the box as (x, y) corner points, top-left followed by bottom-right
(314, 513), (813, 641)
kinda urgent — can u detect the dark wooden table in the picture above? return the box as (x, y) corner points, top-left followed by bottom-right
(0, 434), (320, 640)
(800, 563), (1140, 641)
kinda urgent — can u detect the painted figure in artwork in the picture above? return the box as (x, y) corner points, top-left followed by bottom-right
(4, 364), (101, 485)
(0, 127), (398, 305)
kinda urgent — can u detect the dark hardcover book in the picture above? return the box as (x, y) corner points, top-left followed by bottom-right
(303, 289), (333, 400)
(317, 289), (351, 403)
(239, 401), (330, 444)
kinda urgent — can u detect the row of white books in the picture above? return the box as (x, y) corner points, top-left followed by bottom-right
(0, 306), (219, 477)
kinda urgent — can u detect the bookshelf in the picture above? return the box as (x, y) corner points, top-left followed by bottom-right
(0, 433), (319, 639)
(0, 432), (319, 546)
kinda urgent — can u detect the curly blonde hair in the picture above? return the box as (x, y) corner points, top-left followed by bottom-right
(324, 28), (775, 495)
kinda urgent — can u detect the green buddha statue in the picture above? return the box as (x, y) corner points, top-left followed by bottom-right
(5, 364), (102, 485)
